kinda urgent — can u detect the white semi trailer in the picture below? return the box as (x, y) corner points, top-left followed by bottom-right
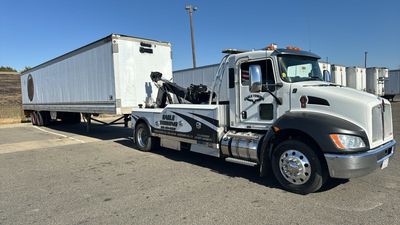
(132, 46), (396, 194)
(20, 34), (172, 129)
(384, 70), (400, 101)
(331, 64), (347, 86)
(346, 67), (366, 91)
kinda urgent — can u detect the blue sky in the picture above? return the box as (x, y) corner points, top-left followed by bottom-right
(1, 0), (399, 71)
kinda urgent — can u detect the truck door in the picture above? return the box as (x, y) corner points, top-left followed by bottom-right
(238, 58), (276, 128)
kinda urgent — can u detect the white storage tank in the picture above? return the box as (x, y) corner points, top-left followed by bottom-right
(366, 67), (386, 96)
(384, 70), (400, 101)
(379, 68), (389, 78)
(346, 67), (366, 91)
(318, 61), (331, 76)
(331, 64), (346, 86)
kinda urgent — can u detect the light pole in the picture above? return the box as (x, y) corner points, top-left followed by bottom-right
(364, 51), (368, 68)
(185, 5), (197, 68)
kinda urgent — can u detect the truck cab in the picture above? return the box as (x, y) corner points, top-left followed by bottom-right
(132, 46), (396, 194)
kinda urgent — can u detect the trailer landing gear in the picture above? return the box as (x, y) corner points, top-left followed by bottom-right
(82, 114), (131, 132)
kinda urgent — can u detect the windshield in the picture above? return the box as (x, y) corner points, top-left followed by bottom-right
(278, 55), (322, 83)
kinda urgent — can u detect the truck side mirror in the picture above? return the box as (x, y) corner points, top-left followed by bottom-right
(323, 70), (331, 82)
(249, 65), (262, 92)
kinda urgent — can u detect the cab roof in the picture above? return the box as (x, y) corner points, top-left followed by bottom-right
(223, 48), (321, 60)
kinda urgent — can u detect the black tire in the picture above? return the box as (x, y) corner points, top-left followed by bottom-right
(31, 112), (37, 125)
(36, 111), (44, 126)
(271, 140), (327, 194)
(135, 123), (158, 152)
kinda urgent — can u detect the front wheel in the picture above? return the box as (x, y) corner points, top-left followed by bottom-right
(271, 140), (327, 194)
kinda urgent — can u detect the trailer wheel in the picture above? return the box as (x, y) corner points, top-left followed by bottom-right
(271, 140), (326, 194)
(36, 111), (44, 126)
(30, 112), (37, 125)
(135, 123), (156, 152)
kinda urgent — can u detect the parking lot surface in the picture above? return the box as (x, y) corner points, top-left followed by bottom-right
(0, 104), (400, 225)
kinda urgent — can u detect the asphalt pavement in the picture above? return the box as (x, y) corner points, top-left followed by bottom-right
(0, 104), (399, 225)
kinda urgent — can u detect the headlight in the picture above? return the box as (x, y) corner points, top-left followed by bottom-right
(329, 134), (366, 149)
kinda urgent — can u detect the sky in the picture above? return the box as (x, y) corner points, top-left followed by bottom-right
(1, 0), (399, 71)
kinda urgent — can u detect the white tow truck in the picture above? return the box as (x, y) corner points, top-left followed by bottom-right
(131, 45), (396, 194)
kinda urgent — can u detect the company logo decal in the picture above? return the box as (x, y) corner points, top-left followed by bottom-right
(244, 94), (264, 103)
(160, 114), (178, 131)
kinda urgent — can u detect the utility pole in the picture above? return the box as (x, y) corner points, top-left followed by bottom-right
(185, 5), (197, 68)
(364, 51), (368, 68)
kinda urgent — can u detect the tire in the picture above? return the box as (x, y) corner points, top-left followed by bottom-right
(135, 123), (158, 152)
(31, 112), (37, 125)
(271, 140), (327, 194)
(36, 111), (44, 126)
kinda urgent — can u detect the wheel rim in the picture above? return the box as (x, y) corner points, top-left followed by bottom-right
(279, 150), (311, 185)
(137, 127), (148, 148)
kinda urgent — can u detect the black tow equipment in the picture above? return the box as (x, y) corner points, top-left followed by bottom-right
(150, 72), (214, 108)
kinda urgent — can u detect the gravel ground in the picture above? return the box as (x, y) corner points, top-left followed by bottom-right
(0, 102), (399, 225)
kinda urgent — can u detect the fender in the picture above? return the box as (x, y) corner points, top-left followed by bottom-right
(260, 111), (369, 159)
(259, 111), (369, 176)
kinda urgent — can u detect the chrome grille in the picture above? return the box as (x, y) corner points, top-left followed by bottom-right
(384, 104), (393, 138)
(372, 105), (383, 142)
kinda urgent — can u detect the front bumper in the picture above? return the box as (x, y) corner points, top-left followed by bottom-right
(324, 140), (396, 179)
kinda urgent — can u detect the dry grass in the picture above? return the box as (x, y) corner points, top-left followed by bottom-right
(0, 105), (22, 118)
(0, 117), (21, 125)
(0, 74), (23, 123)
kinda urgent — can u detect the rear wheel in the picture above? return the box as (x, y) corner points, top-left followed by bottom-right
(271, 140), (327, 194)
(135, 123), (158, 151)
(30, 112), (37, 125)
(35, 111), (44, 126)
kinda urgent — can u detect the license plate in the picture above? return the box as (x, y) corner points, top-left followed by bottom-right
(381, 158), (389, 169)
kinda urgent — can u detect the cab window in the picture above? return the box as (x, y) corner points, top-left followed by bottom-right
(240, 59), (275, 91)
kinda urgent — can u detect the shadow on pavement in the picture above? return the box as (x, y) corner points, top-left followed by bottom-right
(46, 121), (132, 141)
(44, 120), (349, 194)
(115, 139), (348, 194)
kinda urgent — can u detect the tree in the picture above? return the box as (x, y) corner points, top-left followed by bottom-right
(20, 66), (32, 73)
(0, 66), (17, 72)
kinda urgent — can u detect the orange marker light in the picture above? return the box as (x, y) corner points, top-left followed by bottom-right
(330, 134), (345, 149)
(286, 46), (302, 51)
(272, 126), (280, 132)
